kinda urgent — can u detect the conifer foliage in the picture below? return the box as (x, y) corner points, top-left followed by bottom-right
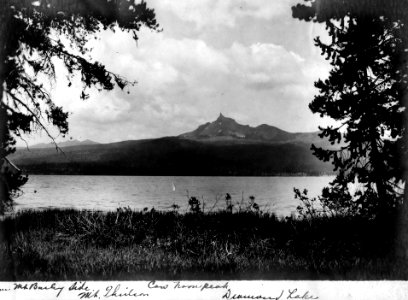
(0, 0), (159, 208)
(293, 0), (408, 215)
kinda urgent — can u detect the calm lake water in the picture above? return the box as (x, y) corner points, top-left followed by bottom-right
(16, 175), (333, 216)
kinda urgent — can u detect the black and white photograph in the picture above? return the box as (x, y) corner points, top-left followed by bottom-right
(0, 0), (408, 299)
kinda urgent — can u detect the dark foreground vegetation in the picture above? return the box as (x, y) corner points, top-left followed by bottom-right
(0, 208), (406, 280)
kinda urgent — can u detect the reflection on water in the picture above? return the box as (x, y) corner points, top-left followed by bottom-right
(16, 175), (333, 217)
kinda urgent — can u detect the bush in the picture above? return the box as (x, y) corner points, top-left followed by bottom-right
(0, 167), (28, 214)
(294, 187), (358, 219)
(188, 196), (201, 213)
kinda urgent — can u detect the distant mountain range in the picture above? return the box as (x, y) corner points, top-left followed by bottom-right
(180, 113), (323, 145)
(11, 115), (334, 176)
(31, 139), (99, 149)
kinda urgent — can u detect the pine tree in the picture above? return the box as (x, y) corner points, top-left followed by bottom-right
(0, 0), (159, 210)
(293, 0), (408, 258)
(293, 0), (408, 214)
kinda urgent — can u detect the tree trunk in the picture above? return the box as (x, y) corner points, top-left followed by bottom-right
(0, 5), (18, 280)
(395, 109), (408, 260)
(363, 68), (388, 209)
(370, 136), (387, 203)
(393, 20), (408, 260)
(396, 90), (408, 260)
(0, 6), (10, 211)
(0, 86), (6, 213)
(398, 174), (408, 258)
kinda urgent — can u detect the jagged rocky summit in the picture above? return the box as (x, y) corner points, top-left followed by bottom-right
(180, 113), (320, 144)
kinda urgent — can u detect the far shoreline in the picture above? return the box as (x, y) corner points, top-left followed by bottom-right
(20, 173), (336, 177)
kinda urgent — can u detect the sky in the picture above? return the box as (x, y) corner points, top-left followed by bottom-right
(19, 0), (333, 146)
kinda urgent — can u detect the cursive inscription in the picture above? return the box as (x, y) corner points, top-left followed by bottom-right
(78, 289), (100, 299)
(7, 281), (320, 300)
(105, 284), (149, 298)
(147, 281), (169, 289)
(222, 288), (319, 300)
(287, 289), (318, 299)
(69, 282), (91, 293)
(14, 282), (64, 297)
(222, 289), (284, 300)
(173, 281), (229, 291)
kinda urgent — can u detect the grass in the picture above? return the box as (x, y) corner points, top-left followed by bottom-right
(0, 208), (406, 280)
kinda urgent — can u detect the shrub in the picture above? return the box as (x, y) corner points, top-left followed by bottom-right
(225, 193), (233, 213)
(188, 196), (201, 213)
(0, 168), (28, 214)
(294, 187), (358, 219)
(247, 195), (260, 213)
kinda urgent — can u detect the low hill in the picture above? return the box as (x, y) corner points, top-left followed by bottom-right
(31, 139), (99, 149)
(10, 115), (336, 176)
(10, 137), (333, 176)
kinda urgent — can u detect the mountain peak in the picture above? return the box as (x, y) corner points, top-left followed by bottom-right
(179, 114), (321, 144)
(216, 113), (234, 124)
(215, 113), (236, 124)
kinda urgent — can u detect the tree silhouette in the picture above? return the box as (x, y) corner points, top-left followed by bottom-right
(293, 0), (408, 211)
(0, 0), (159, 210)
(292, 0), (408, 256)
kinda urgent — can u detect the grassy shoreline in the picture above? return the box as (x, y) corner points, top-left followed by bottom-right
(0, 208), (406, 280)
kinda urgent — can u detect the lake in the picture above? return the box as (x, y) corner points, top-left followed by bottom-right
(15, 175), (333, 216)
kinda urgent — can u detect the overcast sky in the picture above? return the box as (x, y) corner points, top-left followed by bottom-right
(21, 0), (333, 146)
